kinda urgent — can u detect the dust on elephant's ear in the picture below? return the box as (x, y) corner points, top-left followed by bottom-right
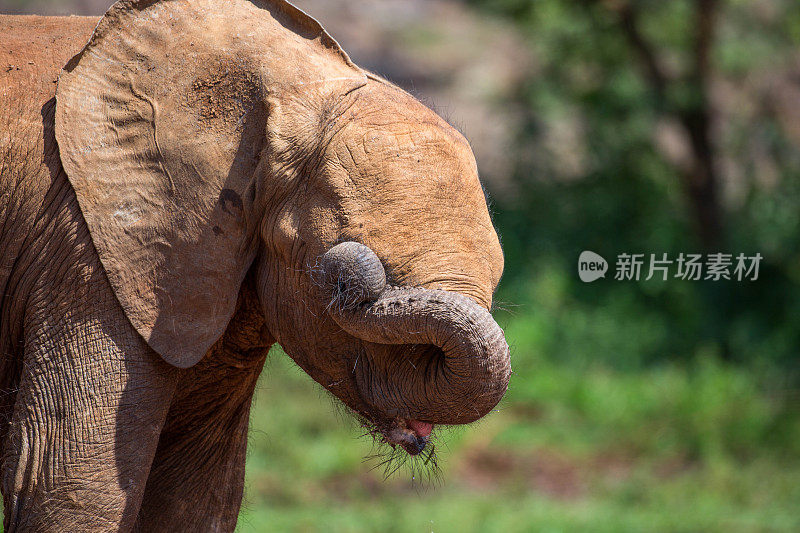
(55, 0), (366, 367)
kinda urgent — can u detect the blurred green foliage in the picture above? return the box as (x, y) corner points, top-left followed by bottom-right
(467, 0), (800, 374)
(238, 349), (800, 532)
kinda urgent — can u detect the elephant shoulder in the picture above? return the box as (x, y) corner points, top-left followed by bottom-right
(0, 106), (50, 311)
(0, 15), (98, 81)
(0, 15), (98, 299)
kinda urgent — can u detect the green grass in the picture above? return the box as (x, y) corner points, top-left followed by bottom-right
(238, 342), (800, 532)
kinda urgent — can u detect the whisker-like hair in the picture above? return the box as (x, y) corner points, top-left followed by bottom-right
(490, 300), (520, 315)
(358, 424), (443, 488)
(317, 382), (446, 488)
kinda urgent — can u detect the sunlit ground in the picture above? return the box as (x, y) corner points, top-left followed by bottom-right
(238, 340), (800, 532)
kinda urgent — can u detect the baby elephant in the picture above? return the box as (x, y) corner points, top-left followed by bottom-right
(0, 0), (510, 530)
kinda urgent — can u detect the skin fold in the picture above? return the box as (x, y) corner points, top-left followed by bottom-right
(0, 1), (510, 531)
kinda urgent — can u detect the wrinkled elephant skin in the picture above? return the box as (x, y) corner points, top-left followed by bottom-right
(0, 1), (510, 530)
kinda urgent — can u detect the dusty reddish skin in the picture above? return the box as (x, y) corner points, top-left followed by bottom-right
(0, 13), (269, 533)
(0, 3), (509, 532)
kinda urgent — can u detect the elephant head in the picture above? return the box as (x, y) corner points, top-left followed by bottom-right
(55, 0), (510, 455)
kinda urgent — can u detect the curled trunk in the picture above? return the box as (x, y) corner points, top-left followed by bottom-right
(327, 286), (511, 424)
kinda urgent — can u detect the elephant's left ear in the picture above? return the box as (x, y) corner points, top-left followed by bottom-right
(55, 0), (366, 368)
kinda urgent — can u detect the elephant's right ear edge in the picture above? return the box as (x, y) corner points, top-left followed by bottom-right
(55, 0), (367, 368)
(266, 0), (360, 70)
(54, 0), (264, 368)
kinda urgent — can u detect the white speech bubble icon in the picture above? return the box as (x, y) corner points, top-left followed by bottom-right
(578, 251), (608, 282)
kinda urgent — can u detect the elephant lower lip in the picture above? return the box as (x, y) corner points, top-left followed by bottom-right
(384, 418), (434, 456)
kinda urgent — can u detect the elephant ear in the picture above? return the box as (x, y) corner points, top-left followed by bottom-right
(55, 0), (365, 367)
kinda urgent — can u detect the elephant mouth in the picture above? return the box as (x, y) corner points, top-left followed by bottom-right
(319, 242), (511, 454)
(382, 418), (434, 456)
(344, 365), (436, 456)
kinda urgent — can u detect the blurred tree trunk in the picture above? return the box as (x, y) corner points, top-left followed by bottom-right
(596, 0), (724, 249)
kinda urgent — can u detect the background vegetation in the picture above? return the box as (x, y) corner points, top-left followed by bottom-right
(2, 0), (799, 531)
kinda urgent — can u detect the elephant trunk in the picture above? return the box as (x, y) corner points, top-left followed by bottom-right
(321, 242), (511, 425)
